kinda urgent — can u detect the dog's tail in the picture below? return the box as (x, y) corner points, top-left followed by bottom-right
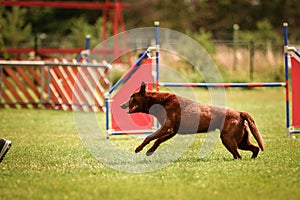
(240, 112), (264, 151)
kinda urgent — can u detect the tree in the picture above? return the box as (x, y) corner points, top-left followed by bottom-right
(61, 17), (109, 49)
(0, 7), (33, 47)
(186, 28), (216, 54)
(238, 19), (281, 44)
(123, 0), (193, 31)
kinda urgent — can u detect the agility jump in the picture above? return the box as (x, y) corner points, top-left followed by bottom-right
(284, 23), (300, 135)
(105, 22), (300, 138)
(105, 49), (156, 136)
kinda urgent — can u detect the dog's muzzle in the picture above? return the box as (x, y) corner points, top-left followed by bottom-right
(120, 101), (129, 109)
(120, 101), (138, 114)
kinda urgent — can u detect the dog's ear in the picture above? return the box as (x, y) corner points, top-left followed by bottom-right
(139, 82), (147, 96)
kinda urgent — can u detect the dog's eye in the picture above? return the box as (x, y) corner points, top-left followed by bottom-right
(128, 96), (134, 104)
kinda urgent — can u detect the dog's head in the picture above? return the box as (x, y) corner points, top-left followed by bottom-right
(121, 82), (148, 114)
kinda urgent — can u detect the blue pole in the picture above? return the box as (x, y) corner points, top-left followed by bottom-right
(154, 21), (160, 129)
(295, 51), (300, 58)
(154, 21), (160, 91)
(85, 35), (91, 62)
(76, 35), (91, 62)
(105, 97), (110, 139)
(283, 22), (290, 137)
(85, 35), (91, 50)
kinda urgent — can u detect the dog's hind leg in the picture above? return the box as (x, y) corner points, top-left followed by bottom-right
(146, 132), (176, 156)
(221, 134), (242, 159)
(238, 127), (260, 158)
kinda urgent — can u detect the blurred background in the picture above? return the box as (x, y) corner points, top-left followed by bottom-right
(1, 0), (299, 83)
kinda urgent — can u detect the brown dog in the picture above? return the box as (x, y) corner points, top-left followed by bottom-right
(121, 83), (264, 159)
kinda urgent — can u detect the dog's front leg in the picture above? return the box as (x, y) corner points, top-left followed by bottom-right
(135, 126), (172, 154)
(146, 129), (176, 156)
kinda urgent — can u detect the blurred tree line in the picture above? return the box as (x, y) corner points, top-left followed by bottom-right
(0, 0), (299, 51)
(124, 0), (299, 40)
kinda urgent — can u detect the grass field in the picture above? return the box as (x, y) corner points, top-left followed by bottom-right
(0, 88), (299, 200)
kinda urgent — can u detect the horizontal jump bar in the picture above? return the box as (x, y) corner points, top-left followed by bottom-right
(108, 130), (155, 135)
(159, 82), (286, 88)
(0, 60), (109, 68)
(290, 129), (300, 134)
(0, 102), (104, 107)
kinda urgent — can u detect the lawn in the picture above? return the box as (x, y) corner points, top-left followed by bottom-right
(0, 88), (299, 200)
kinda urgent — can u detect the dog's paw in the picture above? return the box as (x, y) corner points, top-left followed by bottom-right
(135, 146), (143, 153)
(251, 148), (259, 159)
(146, 151), (154, 156)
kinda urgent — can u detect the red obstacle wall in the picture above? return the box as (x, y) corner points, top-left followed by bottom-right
(291, 56), (300, 128)
(111, 59), (154, 132)
(0, 60), (109, 111)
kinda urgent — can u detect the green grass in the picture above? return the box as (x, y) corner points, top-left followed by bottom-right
(0, 88), (300, 200)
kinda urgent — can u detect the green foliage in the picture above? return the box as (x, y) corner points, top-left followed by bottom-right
(0, 7), (33, 47)
(187, 28), (216, 54)
(239, 20), (281, 43)
(61, 17), (109, 48)
(124, 0), (193, 31)
(0, 0), (299, 70)
(111, 65), (127, 85)
(1, 1), (299, 52)
(124, 0), (300, 42)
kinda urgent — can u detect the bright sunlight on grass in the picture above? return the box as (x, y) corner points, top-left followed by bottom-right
(0, 88), (299, 200)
